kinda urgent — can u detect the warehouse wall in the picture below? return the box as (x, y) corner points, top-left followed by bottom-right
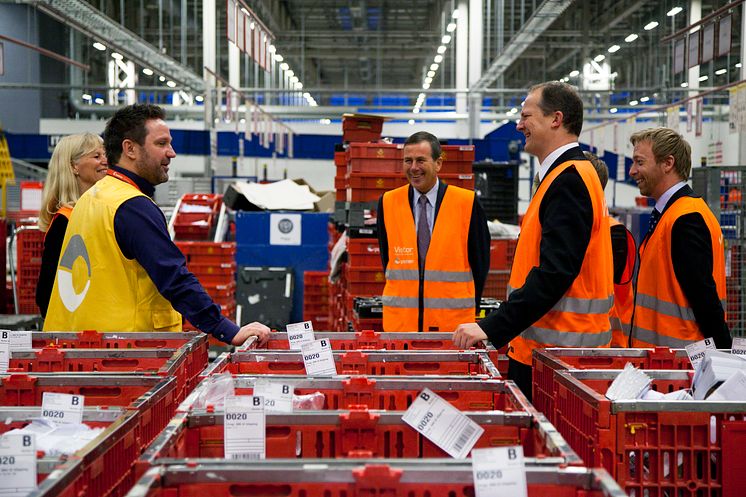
(0, 4), (41, 134)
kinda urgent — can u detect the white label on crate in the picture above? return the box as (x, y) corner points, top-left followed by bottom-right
(41, 392), (84, 425)
(0, 433), (37, 497)
(301, 339), (337, 376)
(9, 331), (32, 351)
(471, 446), (528, 497)
(732, 337), (746, 357)
(401, 388), (484, 459)
(224, 395), (265, 460)
(286, 321), (315, 349)
(686, 337), (716, 369)
(270, 213), (301, 246)
(0, 330), (9, 374)
(252, 380), (294, 413)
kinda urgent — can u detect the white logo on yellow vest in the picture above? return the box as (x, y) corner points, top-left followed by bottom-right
(56, 235), (92, 312)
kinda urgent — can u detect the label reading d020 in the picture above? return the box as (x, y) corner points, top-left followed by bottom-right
(41, 392), (84, 425)
(224, 395), (265, 460)
(472, 446), (527, 497)
(0, 433), (36, 497)
(286, 321), (315, 350)
(301, 339), (337, 376)
(402, 388), (484, 459)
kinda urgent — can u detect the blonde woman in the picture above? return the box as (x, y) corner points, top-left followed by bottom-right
(36, 133), (108, 316)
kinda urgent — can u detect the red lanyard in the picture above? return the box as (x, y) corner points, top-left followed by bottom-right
(106, 169), (142, 192)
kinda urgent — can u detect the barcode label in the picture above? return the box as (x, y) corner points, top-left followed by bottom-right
(401, 388), (484, 459)
(472, 446), (527, 497)
(224, 396), (265, 460)
(229, 452), (262, 461)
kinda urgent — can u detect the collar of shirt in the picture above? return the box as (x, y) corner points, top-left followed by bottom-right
(538, 142), (581, 182)
(655, 181), (687, 213)
(109, 165), (156, 198)
(411, 179), (439, 232)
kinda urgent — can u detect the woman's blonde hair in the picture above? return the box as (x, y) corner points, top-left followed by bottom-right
(38, 133), (103, 232)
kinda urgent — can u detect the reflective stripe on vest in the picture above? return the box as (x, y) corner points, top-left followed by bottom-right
(635, 292), (695, 322)
(630, 325), (698, 348)
(381, 184), (476, 332)
(522, 326), (613, 347)
(386, 269), (473, 283)
(506, 158), (614, 364)
(508, 285), (613, 314)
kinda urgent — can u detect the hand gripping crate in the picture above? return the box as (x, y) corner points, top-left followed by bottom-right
(0, 374), (177, 453)
(137, 406), (579, 466)
(241, 330), (501, 363)
(553, 369), (746, 497)
(26, 332), (209, 403)
(203, 349), (500, 378)
(532, 347), (692, 425)
(125, 463), (626, 497)
(2, 407), (140, 497)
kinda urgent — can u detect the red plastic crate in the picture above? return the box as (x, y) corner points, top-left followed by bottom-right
(553, 369), (746, 497)
(175, 241), (236, 264)
(532, 347), (692, 426)
(346, 173), (474, 202)
(1, 407), (141, 497)
(334, 150), (347, 166)
(347, 238), (382, 268)
(345, 265), (386, 284)
(304, 270), (329, 287)
(127, 464), (624, 497)
(351, 315), (383, 333)
(343, 115), (384, 142)
(482, 269), (510, 300)
(16, 227), (44, 272)
(208, 349), (499, 377)
(490, 237), (518, 270)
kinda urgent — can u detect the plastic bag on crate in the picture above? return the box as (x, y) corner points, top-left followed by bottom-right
(193, 372), (235, 409)
(292, 391), (326, 410)
(6, 419), (104, 456)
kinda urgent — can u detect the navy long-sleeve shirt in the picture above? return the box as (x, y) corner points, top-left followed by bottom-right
(110, 165), (239, 343)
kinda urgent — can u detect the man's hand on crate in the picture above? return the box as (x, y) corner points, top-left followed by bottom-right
(232, 322), (271, 346)
(452, 323), (487, 349)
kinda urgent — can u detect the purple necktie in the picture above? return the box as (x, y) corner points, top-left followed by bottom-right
(417, 194), (430, 267)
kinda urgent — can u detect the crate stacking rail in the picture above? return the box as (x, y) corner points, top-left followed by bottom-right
(135, 375), (579, 477)
(21, 331), (208, 403)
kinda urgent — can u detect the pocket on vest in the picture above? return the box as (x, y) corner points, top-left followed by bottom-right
(152, 309), (181, 330)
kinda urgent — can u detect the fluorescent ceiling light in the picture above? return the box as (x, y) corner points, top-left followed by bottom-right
(296, 82), (303, 89)
(437, 45), (446, 54)
(425, 77), (433, 84)
(609, 107), (618, 113)
(287, 70), (294, 77)
(644, 21), (659, 30)
(680, 82), (688, 87)
(442, 35), (451, 44)
(250, 22), (255, 29)
(408, 119), (415, 125)
(716, 68), (727, 75)
(195, 95), (204, 102)
(92, 42), (106, 51)
(446, 22), (456, 32)
(608, 45), (621, 53)
(280, 62), (289, 70)
(699, 75), (708, 81)
(82, 94), (92, 101)
(452, 9), (459, 18)
(111, 52), (123, 60)
(569, 70), (579, 77)
(427, 70), (435, 77)
(159, 76), (166, 82)
(625, 34), (638, 43)
(413, 108), (420, 113)
(423, 83), (430, 89)
(166, 81), (176, 88)
(274, 54), (284, 62)
(268, 45), (276, 53)
(736, 63), (742, 68)
(142, 68), (154, 76)
(303, 92), (310, 98)
(629, 100), (638, 106)
(430, 63), (439, 71)
(667, 7), (683, 16)
(434, 54), (443, 63)
(640, 96), (650, 102)
(94, 97), (104, 104)
(290, 76), (299, 83)
(593, 54), (605, 62)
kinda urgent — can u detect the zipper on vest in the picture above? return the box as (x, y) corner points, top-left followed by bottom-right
(418, 269), (425, 333)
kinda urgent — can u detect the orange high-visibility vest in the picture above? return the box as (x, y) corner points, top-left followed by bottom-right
(44, 205), (73, 242)
(507, 160), (614, 365)
(381, 184), (475, 332)
(609, 217), (636, 347)
(631, 197), (726, 348)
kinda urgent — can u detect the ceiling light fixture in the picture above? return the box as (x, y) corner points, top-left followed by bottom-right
(680, 82), (688, 87)
(452, 9), (459, 18)
(268, 45), (276, 53)
(610, 107), (618, 113)
(644, 21), (659, 30)
(442, 35), (451, 44)
(425, 77), (433, 84)
(437, 45), (447, 54)
(423, 83), (431, 89)
(640, 96), (650, 102)
(280, 62), (289, 71)
(569, 70), (579, 77)
(166, 81), (176, 88)
(427, 70), (435, 77)
(434, 54), (443, 63)
(196, 95), (204, 102)
(159, 76), (166, 82)
(699, 75), (708, 81)
(92, 42), (106, 51)
(142, 68), (154, 76)
(94, 97), (104, 105)
(111, 52), (123, 60)
(82, 94), (92, 101)
(629, 100), (638, 106)
(608, 44), (621, 53)
(625, 34), (638, 43)
(446, 22), (456, 32)
(413, 108), (420, 113)
(408, 119), (415, 125)
(715, 68), (727, 75)
(736, 63), (742, 68)
(594, 54), (605, 62)
(430, 63), (439, 71)
(274, 54), (284, 62)
(667, 7), (683, 16)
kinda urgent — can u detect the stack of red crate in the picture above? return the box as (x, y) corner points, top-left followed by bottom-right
(173, 194), (222, 241)
(175, 241), (236, 331)
(302, 270), (330, 329)
(334, 148), (347, 202)
(483, 238), (517, 300)
(342, 114), (384, 143)
(15, 227), (44, 314)
(345, 237), (384, 332)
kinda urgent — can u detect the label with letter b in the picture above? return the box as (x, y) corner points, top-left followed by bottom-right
(301, 339), (337, 376)
(41, 392), (84, 425)
(471, 446), (527, 497)
(0, 433), (37, 497)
